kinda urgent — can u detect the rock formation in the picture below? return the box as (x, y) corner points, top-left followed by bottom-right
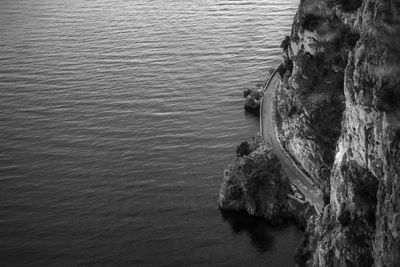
(220, 0), (400, 265)
(218, 136), (291, 225)
(278, 0), (400, 266)
(218, 136), (316, 226)
(276, 0), (353, 193)
(243, 87), (264, 115)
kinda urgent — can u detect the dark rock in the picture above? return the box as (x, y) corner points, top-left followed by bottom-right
(243, 88), (263, 115)
(280, 36), (290, 50)
(218, 136), (291, 225)
(236, 141), (251, 157)
(275, 0), (347, 187)
(243, 88), (252, 98)
(219, 136), (316, 227)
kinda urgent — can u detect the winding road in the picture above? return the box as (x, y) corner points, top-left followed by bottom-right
(260, 66), (324, 214)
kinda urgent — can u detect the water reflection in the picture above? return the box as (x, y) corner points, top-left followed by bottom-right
(220, 209), (274, 253)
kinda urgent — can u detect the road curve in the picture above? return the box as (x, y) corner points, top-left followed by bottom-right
(260, 66), (324, 214)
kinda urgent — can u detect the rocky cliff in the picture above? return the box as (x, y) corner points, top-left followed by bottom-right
(281, 0), (400, 266)
(218, 136), (316, 227)
(219, 0), (399, 265)
(218, 136), (291, 225)
(276, 0), (355, 193)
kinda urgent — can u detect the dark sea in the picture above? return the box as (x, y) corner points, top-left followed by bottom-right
(0, 0), (300, 266)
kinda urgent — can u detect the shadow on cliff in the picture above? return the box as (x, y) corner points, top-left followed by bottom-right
(219, 209), (275, 253)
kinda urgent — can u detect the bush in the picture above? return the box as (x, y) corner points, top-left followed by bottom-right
(280, 36), (290, 50)
(338, 208), (351, 227)
(236, 141), (251, 157)
(340, 0), (362, 12)
(243, 89), (252, 98)
(326, 0), (362, 12)
(279, 66), (287, 78)
(301, 14), (324, 31)
(344, 31), (360, 48)
(284, 58), (294, 73)
(380, 87), (400, 110)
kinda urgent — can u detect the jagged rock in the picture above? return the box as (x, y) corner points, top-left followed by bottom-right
(218, 136), (290, 225)
(275, 0), (349, 189)
(243, 88), (263, 115)
(219, 136), (315, 226)
(281, 0), (400, 266)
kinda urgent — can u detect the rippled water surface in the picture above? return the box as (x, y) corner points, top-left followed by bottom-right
(0, 0), (300, 266)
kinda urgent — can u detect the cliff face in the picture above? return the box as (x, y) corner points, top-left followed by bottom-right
(287, 0), (400, 266)
(219, 0), (399, 264)
(276, 0), (354, 192)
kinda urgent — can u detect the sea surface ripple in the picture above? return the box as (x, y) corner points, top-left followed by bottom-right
(0, 0), (299, 266)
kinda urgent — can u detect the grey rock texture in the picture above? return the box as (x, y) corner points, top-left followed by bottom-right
(218, 136), (291, 225)
(243, 87), (264, 115)
(220, 1), (400, 265)
(286, 0), (400, 266)
(218, 136), (316, 226)
(276, 0), (350, 191)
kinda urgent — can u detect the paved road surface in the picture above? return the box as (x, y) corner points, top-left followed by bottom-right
(260, 68), (324, 214)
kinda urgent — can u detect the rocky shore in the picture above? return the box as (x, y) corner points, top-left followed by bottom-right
(218, 135), (316, 227)
(219, 0), (400, 266)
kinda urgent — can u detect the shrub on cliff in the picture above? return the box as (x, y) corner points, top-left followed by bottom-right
(236, 141), (251, 157)
(327, 0), (362, 12)
(344, 30), (360, 49)
(280, 36), (290, 51)
(376, 85), (400, 112)
(243, 88), (263, 115)
(279, 58), (293, 78)
(301, 14), (324, 32)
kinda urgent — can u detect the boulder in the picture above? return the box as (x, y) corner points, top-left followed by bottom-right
(218, 136), (291, 225)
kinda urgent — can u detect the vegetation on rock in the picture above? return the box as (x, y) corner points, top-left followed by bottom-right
(291, 0), (400, 266)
